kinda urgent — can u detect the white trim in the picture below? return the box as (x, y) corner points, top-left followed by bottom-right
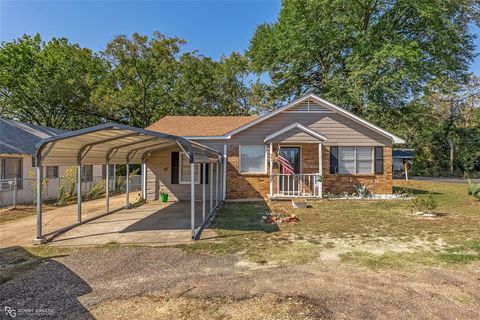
(264, 122), (327, 142)
(337, 146), (374, 174)
(179, 153), (200, 184)
(238, 145), (267, 174)
(223, 145), (227, 200)
(188, 94), (404, 144)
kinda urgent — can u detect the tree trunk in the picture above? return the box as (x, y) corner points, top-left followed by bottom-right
(449, 140), (454, 174)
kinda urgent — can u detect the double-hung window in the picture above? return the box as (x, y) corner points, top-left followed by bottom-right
(179, 153), (200, 184)
(239, 145), (266, 174)
(338, 147), (373, 174)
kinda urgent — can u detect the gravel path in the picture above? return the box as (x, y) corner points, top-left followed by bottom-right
(1, 247), (479, 319)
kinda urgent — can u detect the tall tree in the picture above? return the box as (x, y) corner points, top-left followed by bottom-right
(0, 34), (107, 129)
(93, 32), (184, 128)
(248, 0), (479, 122)
(172, 51), (272, 116)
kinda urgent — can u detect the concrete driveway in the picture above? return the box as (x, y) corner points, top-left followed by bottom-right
(50, 201), (216, 246)
(0, 194), (216, 248)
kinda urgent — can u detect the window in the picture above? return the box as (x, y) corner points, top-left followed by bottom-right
(82, 165), (93, 182)
(179, 153), (200, 184)
(46, 166), (59, 178)
(239, 145), (266, 173)
(338, 147), (373, 174)
(102, 164), (115, 179)
(0, 158), (23, 189)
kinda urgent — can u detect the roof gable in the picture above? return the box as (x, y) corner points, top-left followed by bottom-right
(225, 94), (405, 144)
(264, 122), (327, 142)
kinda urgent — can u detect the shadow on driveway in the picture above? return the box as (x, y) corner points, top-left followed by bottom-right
(0, 246), (93, 319)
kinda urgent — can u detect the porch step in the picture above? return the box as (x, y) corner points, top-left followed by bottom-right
(292, 199), (310, 208)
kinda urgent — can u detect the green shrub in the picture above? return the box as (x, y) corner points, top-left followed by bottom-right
(467, 179), (480, 201)
(411, 194), (438, 213)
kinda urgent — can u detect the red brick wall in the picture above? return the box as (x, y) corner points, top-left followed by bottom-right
(321, 146), (393, 195)
(225, 144), (393, 199)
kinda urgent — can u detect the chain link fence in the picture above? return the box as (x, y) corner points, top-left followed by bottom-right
(0, 175), (141, 208)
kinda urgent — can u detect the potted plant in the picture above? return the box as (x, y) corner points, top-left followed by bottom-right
(160, 189), (169, 202)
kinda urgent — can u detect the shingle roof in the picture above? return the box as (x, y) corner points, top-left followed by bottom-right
(146, 116), (257, 137)
(0, 118), (65, 155)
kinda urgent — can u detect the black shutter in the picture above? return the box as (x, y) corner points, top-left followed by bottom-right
(200, 164), (209, 184)
(374, 147), (384, 174)
(330, 147), (338, 174)
(171, 152), (179, 184)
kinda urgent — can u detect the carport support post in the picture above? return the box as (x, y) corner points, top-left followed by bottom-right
(141, 161), (147, 200)
(210, 162), (213, 213)
(113, 164), (117, 195)
(190, 162), (195, 239)
(35, 164), (45, 243)
(77, 163), (82, 223)
(202, 163), (206, 222)
(126, 162), (130, 207)
(105, 161), (110, 213)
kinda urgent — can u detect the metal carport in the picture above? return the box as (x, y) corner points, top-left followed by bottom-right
(33, 123), (224, 244)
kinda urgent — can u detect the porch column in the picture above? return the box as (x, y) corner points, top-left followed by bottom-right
(125, 162), (130, 207)
(319, 143), (323, 198)
(190, 162), (195, 239)
(269, 142), (273, 197)
(77, 163), (82, 223)
(35, 165), (43, 241)
(105, 161), (110, 213)
(218, 162), (224, 203)
(210, 162), (213, 212)
(222, 145), (227, 200)
(202, 163), (206, 222)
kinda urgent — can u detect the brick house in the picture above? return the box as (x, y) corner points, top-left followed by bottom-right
(146, 94), (405, 201)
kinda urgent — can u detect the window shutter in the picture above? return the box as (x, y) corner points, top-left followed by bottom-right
(200, 164), (209, 184)
(330, 147), (338, 174)
(171, 152), (179, 184)
(374, 147), (384, 174)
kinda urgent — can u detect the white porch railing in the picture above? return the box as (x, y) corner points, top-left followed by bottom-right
(270, 173), (322, 198)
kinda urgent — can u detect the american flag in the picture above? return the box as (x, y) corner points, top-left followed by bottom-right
(277, 154), (294, 175)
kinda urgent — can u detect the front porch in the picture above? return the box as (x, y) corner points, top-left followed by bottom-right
(264, 123), (326, 199)
(269, 173), (323, 199)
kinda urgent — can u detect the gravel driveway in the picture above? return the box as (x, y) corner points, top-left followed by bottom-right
(1, 246), (479, 319)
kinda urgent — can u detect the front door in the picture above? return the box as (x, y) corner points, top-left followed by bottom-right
(278, 147), (300, 195)
(279, 147), (301, 174)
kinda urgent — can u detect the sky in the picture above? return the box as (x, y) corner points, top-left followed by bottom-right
(0, 0), (479, 75)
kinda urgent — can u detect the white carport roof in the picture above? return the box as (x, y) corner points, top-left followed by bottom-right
(33, 123), (222, 166)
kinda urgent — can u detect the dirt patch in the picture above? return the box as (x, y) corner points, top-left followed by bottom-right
(0, 204), (56, 224)
(90, 294), (331, 320)
(1, 247), (479, 319)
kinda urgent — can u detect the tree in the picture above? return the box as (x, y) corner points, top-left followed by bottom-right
(0, 34), (107, 129)
(93, 32), (184, 128)
(248, 0), (479, 122)
(171, 51), (272, 116)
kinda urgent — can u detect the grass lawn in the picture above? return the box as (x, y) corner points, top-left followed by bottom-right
(178, 180), (480, 269)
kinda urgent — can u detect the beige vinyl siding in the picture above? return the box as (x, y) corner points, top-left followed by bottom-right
(146, 145), (222, 201)
(229, 112), (392, 146)
(270, 128), (321, 143)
